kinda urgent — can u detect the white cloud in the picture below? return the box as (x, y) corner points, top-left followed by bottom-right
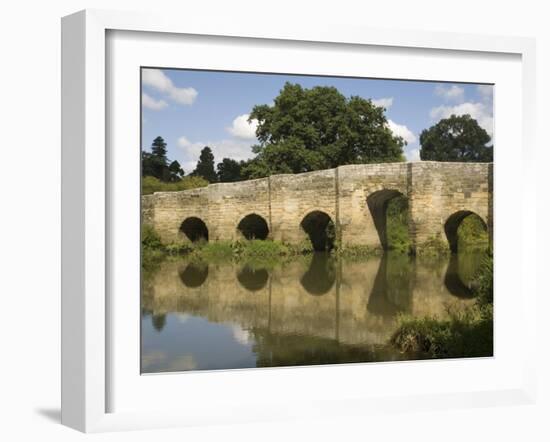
(372, 97), (394, 109)
(231, 325), (252, 346)
(142, 68), (197, 106)
(167, 86), (198, 105)
(177, 136), (193, 149)
(142, 93), (168, 111)
(430, 102), (493, 136)
(406, 147), (421, 162)
(177, 135), (256, 173)
(227, 114), (258, 139)
(477, 85), (493, 101)
(435, 84), (465, 101)
(387, 119), (416, 144)
(142, 69), (173, 92)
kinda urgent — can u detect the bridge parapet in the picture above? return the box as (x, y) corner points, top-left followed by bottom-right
(142, 162), (492, 252)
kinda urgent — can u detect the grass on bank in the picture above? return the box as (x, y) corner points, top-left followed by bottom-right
(141, 225), (317, 271)
(390, 253), (493, 359)
(141, 175), (208, 195)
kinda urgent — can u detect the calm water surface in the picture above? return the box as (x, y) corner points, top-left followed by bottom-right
(141, 251), (485, 373)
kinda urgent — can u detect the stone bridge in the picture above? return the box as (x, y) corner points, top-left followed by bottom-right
(142, 161), (493, 253)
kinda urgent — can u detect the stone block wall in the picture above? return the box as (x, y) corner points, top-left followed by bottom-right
(142, 161), (492, 252)
(409, 162), (492, 249)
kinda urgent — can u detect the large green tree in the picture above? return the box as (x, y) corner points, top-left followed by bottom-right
(419, 114), (493, 162)
(217, 158), (244, 182)
(242, 82), (405, 178)
(192, 146), (218, 182)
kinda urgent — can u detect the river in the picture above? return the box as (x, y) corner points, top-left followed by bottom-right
(141, 250), (485, 373)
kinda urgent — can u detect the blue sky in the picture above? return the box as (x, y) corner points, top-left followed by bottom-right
(141, 68), (493, 174)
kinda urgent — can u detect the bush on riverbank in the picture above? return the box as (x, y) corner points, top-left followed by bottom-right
(142, 227), (317, 267)
(141, 175), (209, 195)
(141, 225), (168, 274)
(189, 239), (315, 260)
(390, 253), (493, 359)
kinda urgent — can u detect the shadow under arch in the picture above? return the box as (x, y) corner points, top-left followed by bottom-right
(180, 217), (209, 243)
(300, 210), (335, 252)
(367, 253), (414, 316)
(366, 189), (408, 250)
(237, 213), (269, 240)
(178, 261), (209, 288)
(300, 252), (336, 296)
(444, 251), (486, 299)
(444, 211), (487, 253)
(237, 265), (269, 292)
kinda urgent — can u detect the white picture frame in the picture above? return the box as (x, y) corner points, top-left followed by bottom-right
(61, 9), (537, 433)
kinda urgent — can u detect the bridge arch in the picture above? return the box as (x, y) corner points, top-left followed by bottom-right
(366, 189), (409, 250)
(179, 216), (209, 243)
(300, 210), (336, 252)
(444, 210), (487, 253)
(237, 213), (269, 240)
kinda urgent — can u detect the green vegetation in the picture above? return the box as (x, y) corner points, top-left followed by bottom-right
(385, 196), (411, 253)
(420, 114), (493, 162)
(142, 136), (185, 182)
(216, 158), (246, 182)
(141, 135), (210, 194)
(188, 239), (315, 261)
(242, 82), (406, 178)
(338, 244), (381, 259)
(141, 225), (170, 274)
(415, 234), (450, 257)
(391, 253), (493, 359)
(191, 146), (218, 182)
(141, 175), (208, 195)
(458, 215), (489, 249)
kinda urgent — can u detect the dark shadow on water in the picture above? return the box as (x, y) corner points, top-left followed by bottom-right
(179, 262), (209, 288)
(237, 265), (269, 292)
(35, 408), (61, 423)
(300, 252), (336, 296)
(367, 253), (414, 316)
(444, 253), (479, 299)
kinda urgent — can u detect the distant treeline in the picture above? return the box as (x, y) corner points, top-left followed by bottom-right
(142, 82), (493, 193)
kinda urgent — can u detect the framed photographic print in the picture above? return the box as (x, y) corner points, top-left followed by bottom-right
(61, 9), (537, 432)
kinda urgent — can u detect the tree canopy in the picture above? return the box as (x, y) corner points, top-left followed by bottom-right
(217, 158), (245, 182)
(142, 136), (185, 182)
(242, 82), (405, 178)
(419, 114), (493, 162)
(192, 146), (218, 182)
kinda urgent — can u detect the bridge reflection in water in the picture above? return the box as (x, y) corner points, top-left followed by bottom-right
(141, 252), (482, 373)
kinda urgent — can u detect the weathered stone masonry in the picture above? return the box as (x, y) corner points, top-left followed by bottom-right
(142, 161), (493, 252)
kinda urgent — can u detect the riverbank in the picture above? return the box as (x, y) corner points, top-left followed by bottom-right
(390, 253), (493, 359)
(142, 223), (391, 271)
